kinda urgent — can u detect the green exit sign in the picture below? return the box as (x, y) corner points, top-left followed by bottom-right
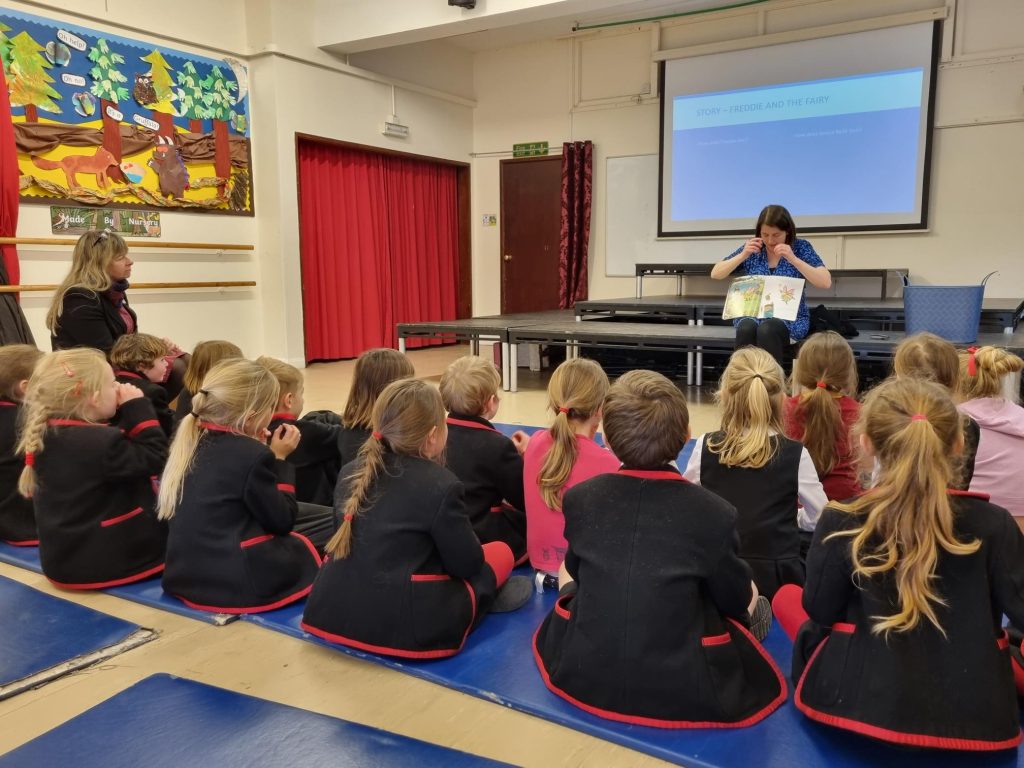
(512, 141), (549, 157)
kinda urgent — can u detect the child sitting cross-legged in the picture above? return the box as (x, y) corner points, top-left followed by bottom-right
(0, 345), (45, 545)
(110, 332), (175, 436)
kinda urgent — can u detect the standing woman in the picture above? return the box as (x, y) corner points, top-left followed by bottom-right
(711, 205), (832, 366)
(46, 230), (188, 399)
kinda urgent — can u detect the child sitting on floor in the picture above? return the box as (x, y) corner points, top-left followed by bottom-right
(0, 345), (44, 545)
(440, 356), (529, 563)
(684, 347), (827, 599)
(18, 348), (168, 588)
(173, 340), (243, 425)
(533, 369), (783, 728)
(522, 358), (619, 578)
(158, 359), (321, 614)
(302, 378), (531, 658)
(338, 348), (415, 468)
(110, 332), (175, 436)
(774, 376), (1024, 751)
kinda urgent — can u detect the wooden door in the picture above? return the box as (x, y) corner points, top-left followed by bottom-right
(500, 156), (562, 314)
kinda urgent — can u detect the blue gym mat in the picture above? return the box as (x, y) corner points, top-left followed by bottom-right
(493, 422), (696, 468)
(0, 575), (153, 699)
(0, 543), (236, 626)
(0, 673), (515, 767)
(242, 586), (1024, 768)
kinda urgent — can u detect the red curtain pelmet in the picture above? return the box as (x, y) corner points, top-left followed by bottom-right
(558, 140), (592, 309)
(298, 141), (459, 361)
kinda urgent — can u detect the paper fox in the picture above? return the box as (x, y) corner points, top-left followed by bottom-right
(32, 147), (118, 190)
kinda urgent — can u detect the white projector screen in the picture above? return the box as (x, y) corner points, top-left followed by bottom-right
(659, 21), (940, 237)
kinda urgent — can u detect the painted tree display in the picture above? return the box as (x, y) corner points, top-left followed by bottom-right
(7, 30), (61, 121)
(201, 65), (237, 190)
(139, 49), (176, 136)
(0, 23), (13, 71)
(88, 37), (129, 181)
(175, 60), (208, 133)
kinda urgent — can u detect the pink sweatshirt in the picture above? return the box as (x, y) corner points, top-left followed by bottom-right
(958, 397), (1024, 516)
(523, 430), (620, 574)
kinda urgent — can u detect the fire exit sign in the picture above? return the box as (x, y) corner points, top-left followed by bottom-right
(512, 141), (549, 157)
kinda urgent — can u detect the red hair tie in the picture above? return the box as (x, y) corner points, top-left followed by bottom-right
(911, 413), (928, 422)
(815, 381), (827, 389)
(24, 452), (35, 467)
(557, 406), (570, 414)
(967, 346), (979, 377)
(371, 430), (383, 441)
(343, 513), (354, 522)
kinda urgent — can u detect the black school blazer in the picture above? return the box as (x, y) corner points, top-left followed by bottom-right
(0, 401), (36, 544)
(115, 370), (174, 437)
(793, 492), (1024, 751)
(32, 398), (168, 588)
(51, 288), (137, 353)
(534, 468), (786, 728)
(267, 413), (341, 506)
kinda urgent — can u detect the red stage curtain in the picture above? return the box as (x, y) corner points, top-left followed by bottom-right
(0, 63), (34, 345)
(558, 140), (593, 309)
(298, 142), (459, 361)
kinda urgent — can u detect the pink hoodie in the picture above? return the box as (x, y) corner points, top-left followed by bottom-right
(958, 397), (1024, 516)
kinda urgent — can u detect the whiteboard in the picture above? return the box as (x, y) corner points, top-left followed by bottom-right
(605, 154), (738, 276)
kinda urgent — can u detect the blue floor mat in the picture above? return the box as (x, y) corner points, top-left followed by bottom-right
(0, 575), (151, 697)
(0, 543), (236, 626)
(493, 422), (696, 468)
(0, 673), (514, 768)
(242, 585), (1024, 768)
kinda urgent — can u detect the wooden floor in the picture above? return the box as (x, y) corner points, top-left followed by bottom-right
(0, 343), (723, 768)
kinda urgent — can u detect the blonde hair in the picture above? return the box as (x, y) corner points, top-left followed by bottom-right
(327, 378), (446, 559)
(46, 230), (128, 333)
(830, 377), (980, 637)
(439, 356), (500, 416)
(341, 348), (415, 430)
(0, 345), (44, 401)
(538, 359), (610, 510)
(709, 347), (785, 468)
(109, 333), (168, 373)
(17, 348), (111, 497)
(893, 333), (960, 391)
(183, 340), (243, 394)
(157, 359), (280, 520)
(256, 356), (304, 407)
(602, 369), (689, 468)
(958, 346), (1023, 401)
(789, 332), (858, 476)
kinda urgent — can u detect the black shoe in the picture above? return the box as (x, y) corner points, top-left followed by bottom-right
(491, 575), (533, 613)
(749, 596), (773, 642)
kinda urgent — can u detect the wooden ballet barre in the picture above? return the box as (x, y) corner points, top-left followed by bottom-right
(0, 281), (256, 293)
(0, 237), (253, 251)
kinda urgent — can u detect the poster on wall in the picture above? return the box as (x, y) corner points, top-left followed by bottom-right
(1, 8), (253, 215)
(51, 206), (160, 236)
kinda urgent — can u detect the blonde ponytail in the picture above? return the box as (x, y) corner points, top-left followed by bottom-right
(830, 377), (980, 637)
(326, 378), (446, 559)
(537, 358), (609, 510)
(709, 347), (785, 468)
(958, 346), (1023, 401)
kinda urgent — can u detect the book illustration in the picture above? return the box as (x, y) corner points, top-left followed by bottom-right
(723, 275), (804, 322)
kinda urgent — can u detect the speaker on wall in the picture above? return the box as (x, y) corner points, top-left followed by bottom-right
(448, 0), (476, 8)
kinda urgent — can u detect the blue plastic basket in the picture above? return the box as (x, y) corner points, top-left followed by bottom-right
(903, 272), (996, 344)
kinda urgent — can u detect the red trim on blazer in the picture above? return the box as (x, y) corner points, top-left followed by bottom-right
(410, 573), (451, 582)
(0, 400), (16, 407)
(2, 538), (39, 547)
(277, 483), (296, 495)
(554, 594), (572, 619)
(240, 534), (274, 548)
(947, 489), (992, 501)
(127, 420), (161, 438)
(172, 533), (322, 614)
(831, 622), (855, 634)
(446, 417), (498, 433)
(532, 618), (786, 729)
(997, 629), (1009, 651)
(270, 412), (296, 422)
(47, 418), (105, 428)
(616, 469), (687, 482)
(100, 506), (144, 527)
(48, 562), (165, 590)
(701, 632), (731, 647)
(197, 421), (242, 434)
(794, 631), (1022, 750)
(301, 578), (478, 659)
(115, 370), (144, 380)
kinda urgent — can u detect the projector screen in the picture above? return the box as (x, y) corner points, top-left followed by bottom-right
(659, 21), (940, 237)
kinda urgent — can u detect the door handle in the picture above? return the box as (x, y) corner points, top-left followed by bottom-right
(503, 254), (512, 262)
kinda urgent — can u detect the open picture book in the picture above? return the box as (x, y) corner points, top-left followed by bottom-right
(722, 275), (805, 322)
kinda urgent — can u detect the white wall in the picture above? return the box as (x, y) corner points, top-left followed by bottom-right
(471, 0), (1024, 311)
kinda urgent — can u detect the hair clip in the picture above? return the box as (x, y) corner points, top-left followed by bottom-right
(815, 381), (828, 389)
(371, 430), (383, 441)
(966, 346), (979, 377)
(911, 413), (928, 422)
(60, 362), (75, 378)
(24, 452), (34, 467)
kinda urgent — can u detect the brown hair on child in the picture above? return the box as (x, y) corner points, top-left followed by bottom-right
(602, 370), (689, 468)
(109, 333), (169, 374)
(341, 348), (415, 430)
(183, 340), (243, 394)
(0, 345), (44, 402)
